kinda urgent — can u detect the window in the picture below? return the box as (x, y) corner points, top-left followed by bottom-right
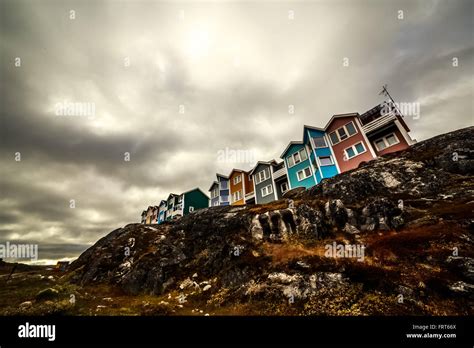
(344, 142), (366, 159)
(346, 147), (355, 158)
(346, 122), (357, 136)
(220, 180), (228, 189)
(319, 156), (334, 166)
(355, 142), (365, 153)
(386, 134), (397, 145)
(375, 139), (386, 150)
(312, 136), (327, 148)
(281, 182), (289, 193)
(329, 121), (358, 145)
(287, 156), (295, 167)
(255, 168), (270, 184)
(293, 151), (301, 164)
(213, 201), (218, 206)
(233, 175), (242, 185)
(373, 133), (399, 151)
(232, 190), (242, 202)
(261, 185), (273, 197)
(287, 148), (308, 168)
(329, 132), (339, 145)
(211, 188), (218, 198)
(300, 149), (308, 161)
(221, 195), (229, 202)
(297, 167), (312, 181)
(338, 127), (348, 141)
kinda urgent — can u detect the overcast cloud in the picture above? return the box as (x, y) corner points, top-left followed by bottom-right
(0, 0), (472, 263)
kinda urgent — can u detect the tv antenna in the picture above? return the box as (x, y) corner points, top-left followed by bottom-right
(379, 84), (404, 117)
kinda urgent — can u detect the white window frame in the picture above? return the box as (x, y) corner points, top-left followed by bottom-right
(287, 148), (308, 168)
(255, 168), (269, 184)
(281, 182), (289, 193)
(318, 155), (334, 167)
(373, 132), (400, 151)
(344, 141), (367, 160)
(329, 121), (358, 145)
(232, 190), (242, 202)
(296, 166), (312, 181)
(261, 184), (273, 197)
(233, 175), (242, 185)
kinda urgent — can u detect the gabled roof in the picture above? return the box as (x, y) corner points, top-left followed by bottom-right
(228, 168), (246, 178)
(302, 124), (325, 144)
(249, 160), (278, 176)
(181, 187), (210, 199)
(166, 193), (178, 201)
(323, 112), (360, 130)
(280, 140), (304, 159)
(216, 173), (229, 180)
(208, 181), (219, 191)
(159, 200), (167, 206)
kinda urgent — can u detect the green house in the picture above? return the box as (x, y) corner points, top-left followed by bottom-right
(165, 188), (209, 221)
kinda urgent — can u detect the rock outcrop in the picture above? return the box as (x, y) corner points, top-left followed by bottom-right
(68, 127), (474, 315)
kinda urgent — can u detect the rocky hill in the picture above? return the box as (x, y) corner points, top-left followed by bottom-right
(62, 127), (473, 315)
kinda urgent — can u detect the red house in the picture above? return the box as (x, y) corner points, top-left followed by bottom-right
(325, 102), (416, 172)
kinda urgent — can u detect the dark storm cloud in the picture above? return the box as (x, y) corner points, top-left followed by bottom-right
(0, 0), (472, 263)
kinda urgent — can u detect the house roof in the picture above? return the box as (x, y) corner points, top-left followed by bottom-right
(166, 193), (178, 201)
(249, 160), (278, 176)
(208, 181), (219, 191)
(216, 173), (229, 180)
(181, 187), (210, 199)
(228, 168), (245, 178)
(302, 124), (325, 143)
(323, 112), (360, 130)
(280, 140), (304, 159)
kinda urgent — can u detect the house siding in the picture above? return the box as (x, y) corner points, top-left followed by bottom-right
(229, 171), (245, 205)
(183, 189), (209, 215)
(244, 172), (254, 195)
(253, 163), (276, 204)
(370, 125), (410, 157)
(273, 176), (288, 199)
(284, 144), (316, 189)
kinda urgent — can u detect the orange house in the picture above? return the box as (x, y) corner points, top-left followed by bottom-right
(229, 169), (254, 205)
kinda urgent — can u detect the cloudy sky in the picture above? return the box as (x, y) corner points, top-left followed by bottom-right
(1, 0), (472, 264)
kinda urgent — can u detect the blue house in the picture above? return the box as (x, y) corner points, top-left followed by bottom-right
(209, 173), (230, 207)
(281, 125), (339, 190)
(302, 125), (339, 183)
(157, 200), (167, 224)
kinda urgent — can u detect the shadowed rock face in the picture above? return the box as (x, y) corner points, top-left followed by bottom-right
(68, 127), (474, 314)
